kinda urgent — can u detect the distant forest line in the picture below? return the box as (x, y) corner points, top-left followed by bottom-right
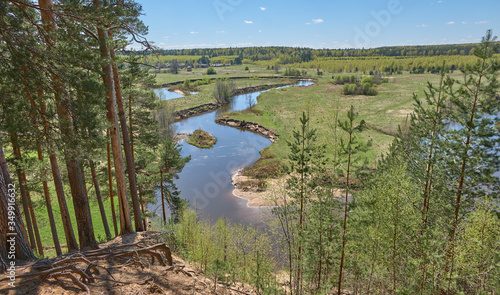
(132, 43), (500, 74)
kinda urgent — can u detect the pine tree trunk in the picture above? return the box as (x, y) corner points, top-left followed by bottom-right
(107, 136), (119, 237)
(96, 23), (133, 235)
(338, 133), (352, 295)
(36, 146), (62, 256)
(66, 159), (98, 250)
(35, 88), (78, 252)
(10, 134), (36, 252)
(0, 147), (29, 244)
(21, 172), (44, 256)
(31, 87), (62, 256)
(108, 31), (143, 232)
(49, 152), (79, 252)
(0, 145), (35, 272)
(38, 0), (97, 250)
(90, 160), (111, 240)
(161, 170), (166, 222)
(138, 185), (147, 230)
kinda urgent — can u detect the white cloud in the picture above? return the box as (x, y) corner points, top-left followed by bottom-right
(233, 42), (254, 47)
(244, 20), (253, 24)
(446, 21), (455, 25)
(216, 31), (226, 34)
(312, 18), (324, 24)
(474, 20), (489, 24)
(305, 22), (311, 25)
(416, 24), (430, 27)
(258, 30), (262, 33)
(259, 7), (266, 11)
(461, 21), (467, 24)
(190, 31), (199, 34)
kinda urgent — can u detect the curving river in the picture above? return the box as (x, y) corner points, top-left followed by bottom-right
(150, 80), (314, 225)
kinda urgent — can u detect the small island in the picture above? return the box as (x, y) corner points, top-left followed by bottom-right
(187, 129), (218, 148)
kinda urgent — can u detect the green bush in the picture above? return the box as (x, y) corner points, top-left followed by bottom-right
(361, 76), (375, 85)
(206, 67), (216, 75)
(284, 68), (302, 77)
(244, 66), (249, 71)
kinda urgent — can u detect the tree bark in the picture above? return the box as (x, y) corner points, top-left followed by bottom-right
(38, 0), (99, 251)
(21, 172), (44, 257)
(0, 146), (28, 244)
(10, 134), (36, 252)
(108, 31), (143, 232)
(36, 140), (62, 257)
(96, 22), (133, 235)
(49, 153), (79, 252)
(90, 160), (112, 240)
(107, 136), (118, 237)
(66, 159), (98, 250)
(0, 146), (35, 272)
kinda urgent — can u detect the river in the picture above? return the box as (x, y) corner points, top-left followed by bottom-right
(150, 80), (314, 225)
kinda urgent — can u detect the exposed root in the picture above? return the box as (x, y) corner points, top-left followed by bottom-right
(0, 242), (173, 293)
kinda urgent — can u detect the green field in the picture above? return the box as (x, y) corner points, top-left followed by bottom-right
(216, 72), (452, 175)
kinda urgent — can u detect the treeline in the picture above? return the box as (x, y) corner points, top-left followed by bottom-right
(137, 43), (488, 60)
(0, 0), (187, 268)
(135, 43), (500, 74)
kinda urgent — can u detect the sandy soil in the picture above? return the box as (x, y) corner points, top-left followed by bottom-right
(231, 171), (277, 207)
(232, 172), (345, 207)
(232, 172), (293, 207)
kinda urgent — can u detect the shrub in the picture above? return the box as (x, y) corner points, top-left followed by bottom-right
(361, 76), (375, 85)
(284, 68), (302, 77)
(213, 79), (235, 104)
(206, 67), (216, 75)
(244, 66), (249, 71)
(183, 78), (191, 88)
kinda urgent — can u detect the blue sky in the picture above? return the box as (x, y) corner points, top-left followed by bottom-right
(135, 0), (499, 50)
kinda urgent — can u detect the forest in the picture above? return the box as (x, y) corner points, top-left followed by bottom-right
(0, 0), (499, 293)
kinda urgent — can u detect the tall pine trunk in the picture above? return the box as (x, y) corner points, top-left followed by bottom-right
(38, 0), (98, 250)
(10, 134), (41, 255)
(107, 135), (119, 236)
(49, 152), (79, 252)
(108, 31), (143, 232)
(96, 22), (133, 234)
(31, 90), (62, 256)
(0, 145), (35, 272)
(90, 160), (112, 240)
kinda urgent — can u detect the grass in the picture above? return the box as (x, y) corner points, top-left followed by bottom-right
(186, 129), (217, 149)
(218, 72), (457, 172)
(32, 192), (121, 258)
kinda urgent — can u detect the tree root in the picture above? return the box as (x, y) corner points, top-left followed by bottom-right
(1, 242), (173, 293)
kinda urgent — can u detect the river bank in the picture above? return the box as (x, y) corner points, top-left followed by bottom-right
(173, 81), (296, 121)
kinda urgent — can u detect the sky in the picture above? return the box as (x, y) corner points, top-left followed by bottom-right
(135, 0), (500, 50)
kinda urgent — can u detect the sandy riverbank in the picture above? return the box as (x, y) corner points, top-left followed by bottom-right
(231, 170), (288, 207)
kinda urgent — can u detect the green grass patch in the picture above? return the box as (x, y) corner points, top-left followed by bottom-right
(220, 73), (458, 171)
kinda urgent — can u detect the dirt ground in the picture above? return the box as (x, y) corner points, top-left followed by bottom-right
(0, 232), (257, 295)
